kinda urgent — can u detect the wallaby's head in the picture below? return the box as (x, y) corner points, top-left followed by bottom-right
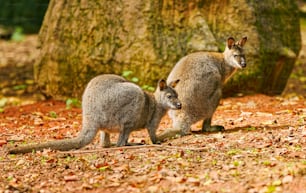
(155, 79), (182, 110)
(224, 36), (247, 69)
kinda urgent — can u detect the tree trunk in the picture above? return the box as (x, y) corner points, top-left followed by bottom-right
(34, 0), (301, 99)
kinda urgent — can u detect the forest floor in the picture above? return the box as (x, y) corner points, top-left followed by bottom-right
(0, 23), (306, 193)
(0, 94), (305, 193)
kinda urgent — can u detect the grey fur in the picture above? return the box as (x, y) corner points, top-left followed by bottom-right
(166, 37), (247, 136)
(9, 74), (181, 154)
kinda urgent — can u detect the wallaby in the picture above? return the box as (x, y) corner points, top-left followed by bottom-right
(9, 74), (181, 154)
(158, 37), (247, 141)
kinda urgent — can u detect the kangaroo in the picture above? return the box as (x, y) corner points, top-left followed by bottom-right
(158, 37), (247, 141)
(9, 74), (181, 154)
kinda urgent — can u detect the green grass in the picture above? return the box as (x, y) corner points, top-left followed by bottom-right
(227, 149), (241, 156)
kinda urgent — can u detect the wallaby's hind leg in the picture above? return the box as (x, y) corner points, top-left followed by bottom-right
(147, 127), (157, 144)
(201, 85), (224, 132)
(202, 118), (224, 132)
(100, 131), (111, 148)
(116, 127), (130, 146)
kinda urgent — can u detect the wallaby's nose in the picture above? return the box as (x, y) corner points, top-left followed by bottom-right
(240, 62), (246, 68)
(176, 102), (182, 109)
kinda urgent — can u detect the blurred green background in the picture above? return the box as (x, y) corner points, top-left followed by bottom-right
(0, 0), (49, 33)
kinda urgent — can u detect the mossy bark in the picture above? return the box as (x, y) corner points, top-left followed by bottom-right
(34, 0), (301, 99)
(243, 0), (301, 95)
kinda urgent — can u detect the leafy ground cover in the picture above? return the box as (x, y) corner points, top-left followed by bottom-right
(0, 94), (305, 193)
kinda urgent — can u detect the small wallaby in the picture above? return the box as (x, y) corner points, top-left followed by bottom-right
(9, 74), (181, 154)
(158, 37), (247, 141)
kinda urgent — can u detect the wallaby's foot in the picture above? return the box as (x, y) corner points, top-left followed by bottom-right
(202, 125), (225, 132)
(153, 141), (162, 145)
(101, 142), (111, 148)
(100, 132), (111, 148)
(157, 128), (189, 142)
(202, 118), (224, 132)
(148, 133), (157, 145)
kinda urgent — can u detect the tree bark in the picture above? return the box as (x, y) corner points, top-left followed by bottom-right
(34, 0), (301, 99)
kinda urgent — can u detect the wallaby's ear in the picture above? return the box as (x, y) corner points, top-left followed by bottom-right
(238, 36), (247, 47)
(158, 79), (167, 91)
(169, 79), (180, 88)
(227, 37), (235, 49)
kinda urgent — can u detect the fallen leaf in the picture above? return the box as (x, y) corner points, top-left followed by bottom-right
(272, 179), (282, 186)
(209, 171), (219, 181)
(287, 152), (305, 159)
(282, 175), (293, 184)
(64, 175), (79, 182)
(256, 142), (273, 149)
(116, 163), (130, 173)
(147, 185), (159, 193)
(187, 177), (200, 186)
(275, 110), (291, 115)
(256, 112), (273, 117)
(106, 182), (121, 187)
(7, 135), (25, 142)
(235, 117), (245, 123)
(261, 120), (277, 125)
(240, 111), (253, 116)
(0, 139), (7, 146)
(16, 159), (26, 166)
(33, 117), (44, 126)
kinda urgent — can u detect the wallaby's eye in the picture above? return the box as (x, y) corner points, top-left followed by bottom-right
(166, 94), (172, 99)
(234, 55), (239, 58)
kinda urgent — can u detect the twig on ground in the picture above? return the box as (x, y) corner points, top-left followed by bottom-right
(58, 144), (209, 154)
(0, 159), (18, 163)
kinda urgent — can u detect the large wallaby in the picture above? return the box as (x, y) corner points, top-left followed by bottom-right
(9, 74), (181, 154)
(158, 37), (247, 140)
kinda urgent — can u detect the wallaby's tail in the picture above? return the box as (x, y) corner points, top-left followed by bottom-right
(8, 126), (98, 154)
(8, 137), (84, 154)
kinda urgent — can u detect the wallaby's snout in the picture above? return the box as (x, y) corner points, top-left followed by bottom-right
(168, 99), (182, 110)
(171, 99), (182, 110)
(240, 59), (247, 68)
(176, 102), (182, 109)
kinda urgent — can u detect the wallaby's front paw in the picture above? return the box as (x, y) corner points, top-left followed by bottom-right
(150, 137), (157, 145)
(102, 143), (111, 148)
(202, 125), (225, 132)
(101, 138), (111, 148)
(153, 141), (162, 145)
(151, 138), (161, 145)
(180, 130), (192, 136)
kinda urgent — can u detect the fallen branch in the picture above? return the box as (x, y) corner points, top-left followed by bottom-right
(58, 144), (209, 154)
(0, 159), (18, 163)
